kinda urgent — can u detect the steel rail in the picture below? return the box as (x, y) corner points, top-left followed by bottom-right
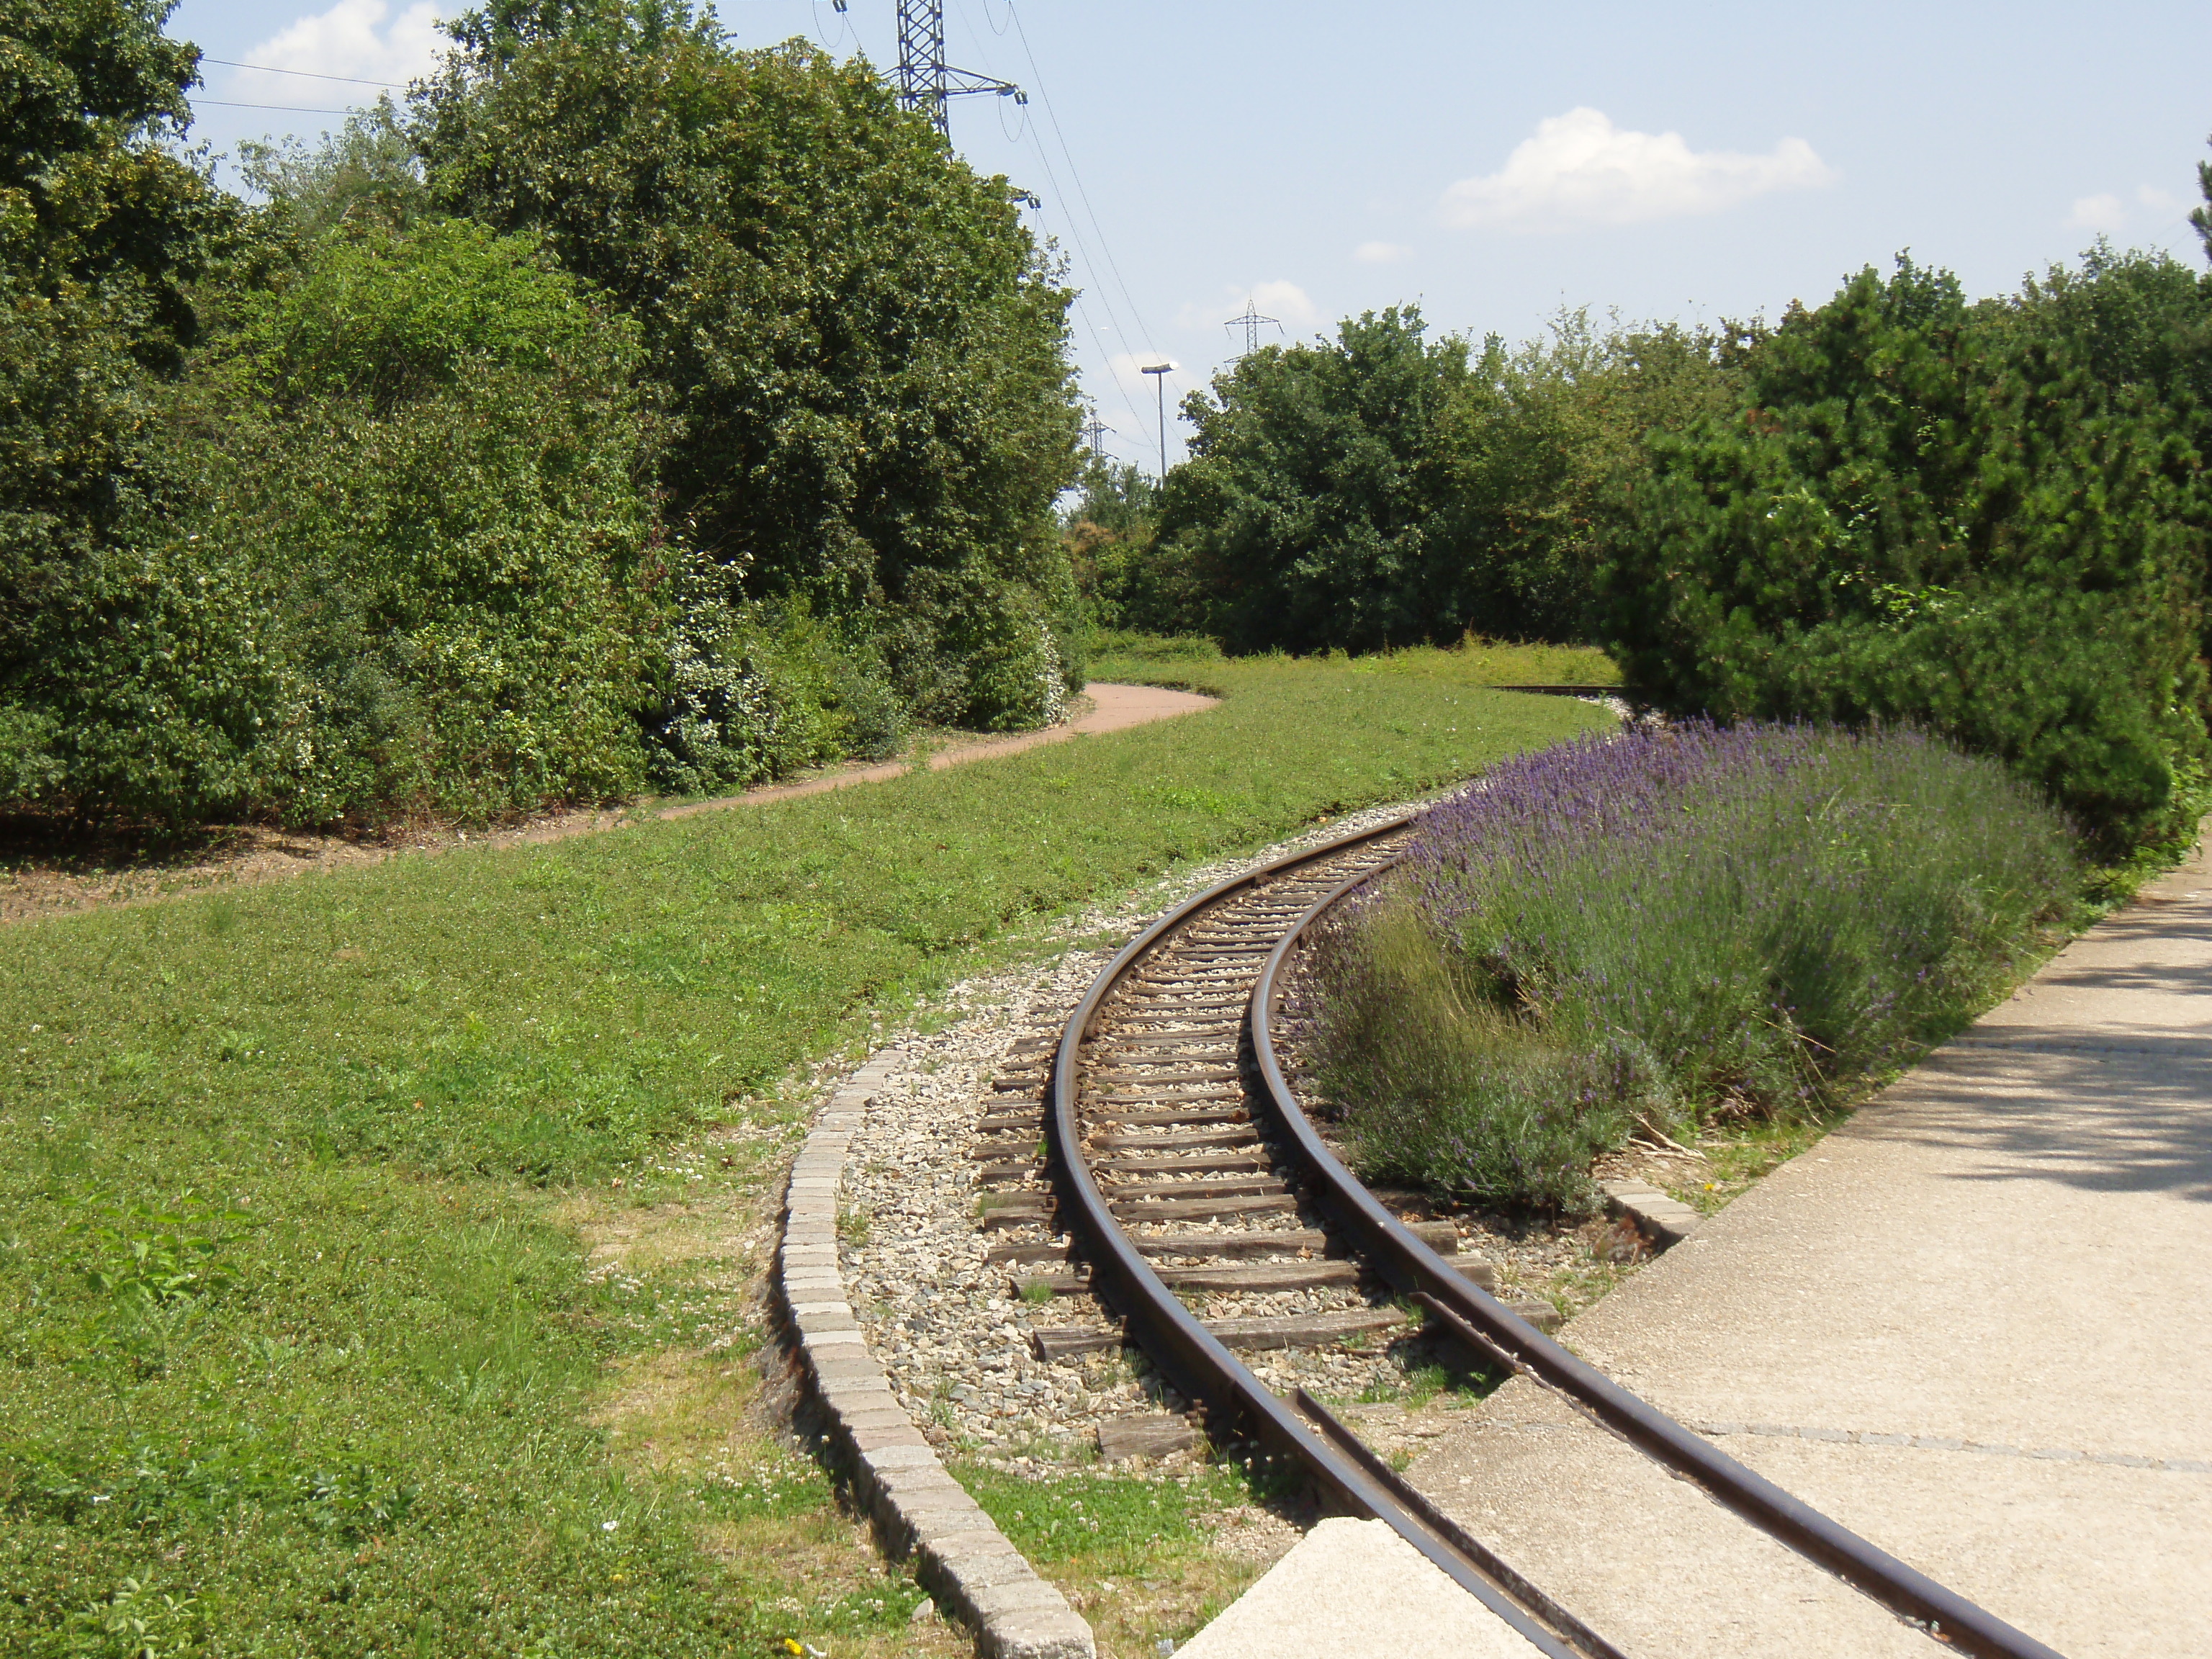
(1248, 853), (2069, 1659)
(1046, 818), (1611, 1659)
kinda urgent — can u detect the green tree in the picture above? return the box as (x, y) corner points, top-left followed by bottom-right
(1146, 305), (1737, 652)
(1597, 258), (2211, 848)
(8, 218), (665, 825)
(1440, 310), (1748, 641)
(0, 0), (217, 343)
(1065, 455), (1156, 540)
(2193, 131), (2212, 259)
(413, 1), (1084, 728)
(204, 220), (665, 822)
(235, 98), (431, 246)
(1155, 307), (1475, 652)
(1062, 457), (1190, 632)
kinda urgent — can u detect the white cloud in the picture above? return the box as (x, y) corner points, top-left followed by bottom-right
(1174, 281), (1318, 334)
(228, 0), (445, 107)
(1354, 240), (1413, 264)
(1439, 107), (1835, 232)
(1241, 280), (1318, 326)
(2066, 192), (2127, 233)
(2061, 185), (2199, 237)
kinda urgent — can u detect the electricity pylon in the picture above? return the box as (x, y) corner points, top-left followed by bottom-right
(1081, 412), (1112, 457)
(832, 0), (1025, 135)
(1225, 299), (1282, 356)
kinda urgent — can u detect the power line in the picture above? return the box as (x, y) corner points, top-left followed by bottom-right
(1019, 138), (1151, 446)
(1005, 5), (1161, 365)
(828, 1), (1156, 467)
(999, 4), (1174, 464)
(202, 58), (405, 88)
(958, 68), (1150, 446)
(197, 99), (360, 114)
(979, 66), (1153, 447)
(1066, 278), (1153, 457)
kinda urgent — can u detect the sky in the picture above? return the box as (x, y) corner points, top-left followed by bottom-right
(174, 0), (2212, 471)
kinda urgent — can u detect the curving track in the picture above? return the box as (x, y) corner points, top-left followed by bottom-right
(1004, 814), (2064, 1659)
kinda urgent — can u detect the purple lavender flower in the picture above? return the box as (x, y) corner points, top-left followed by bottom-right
(1307, 720), (2077, 1210)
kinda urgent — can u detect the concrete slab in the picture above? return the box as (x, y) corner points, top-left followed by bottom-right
(1409, 1389), (1936, 1658)
(1713, 1436), (2211, 1659)
(1172, 1516), (1544, 1659)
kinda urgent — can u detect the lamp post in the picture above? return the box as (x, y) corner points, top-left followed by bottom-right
(1139, 361), (1178, 477)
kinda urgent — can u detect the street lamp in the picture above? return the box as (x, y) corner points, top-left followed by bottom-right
(1139, 361), (1178, 477)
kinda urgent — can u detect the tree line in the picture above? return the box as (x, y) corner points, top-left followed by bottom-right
(2, 0), (1087, 830)
(1073, 181), (2212, 851)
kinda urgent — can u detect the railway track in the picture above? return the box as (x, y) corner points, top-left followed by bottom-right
(969, 814), (2066, 1659)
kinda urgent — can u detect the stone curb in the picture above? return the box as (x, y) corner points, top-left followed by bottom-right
(1600, 1177), (1703, 1249)
(777, 1047), (1095, 1659)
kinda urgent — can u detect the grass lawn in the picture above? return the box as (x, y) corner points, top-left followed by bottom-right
(0, 649), (1609, 1658)
(1084, 631), (1621, 692)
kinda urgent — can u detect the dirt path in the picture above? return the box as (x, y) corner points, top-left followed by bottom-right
(657, 682), (1215, 817)
(0, 683), (1218, 926)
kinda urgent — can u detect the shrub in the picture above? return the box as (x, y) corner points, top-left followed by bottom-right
(646, 561), (907, 795)
(1597, 258), (2212, 851)
(204, 221), (665, 823)
(0, 0), (240, 822)
(1, 220), (666, 827)
(1308, 722), (2078, 1208)
(894, 565), (1071, 731)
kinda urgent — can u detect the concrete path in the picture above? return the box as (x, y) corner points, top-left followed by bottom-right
(660, 682), (1215, 818)
(1176, 1518), (1545, 1659)
(1187, 840), (2212, 1657)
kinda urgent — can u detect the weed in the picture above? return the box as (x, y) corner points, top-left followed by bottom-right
(61, 1192), (251, 1378)
(1400, 1362), (1452, 1408)
(66, 1575), (203, 1659)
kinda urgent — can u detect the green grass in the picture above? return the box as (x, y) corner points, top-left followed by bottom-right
(957, 1463), (1262, 1658)
(0, 655), (1606, 1656)
(1085, 630), (1622, 691)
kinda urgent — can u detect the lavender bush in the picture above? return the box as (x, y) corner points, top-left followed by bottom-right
(1308, 722), (2079, 1208)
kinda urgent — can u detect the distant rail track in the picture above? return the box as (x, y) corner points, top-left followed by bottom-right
(994, 814), (2064, 1659)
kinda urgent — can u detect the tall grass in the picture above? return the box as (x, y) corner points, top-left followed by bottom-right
(1309, 722), (2080, 1208)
